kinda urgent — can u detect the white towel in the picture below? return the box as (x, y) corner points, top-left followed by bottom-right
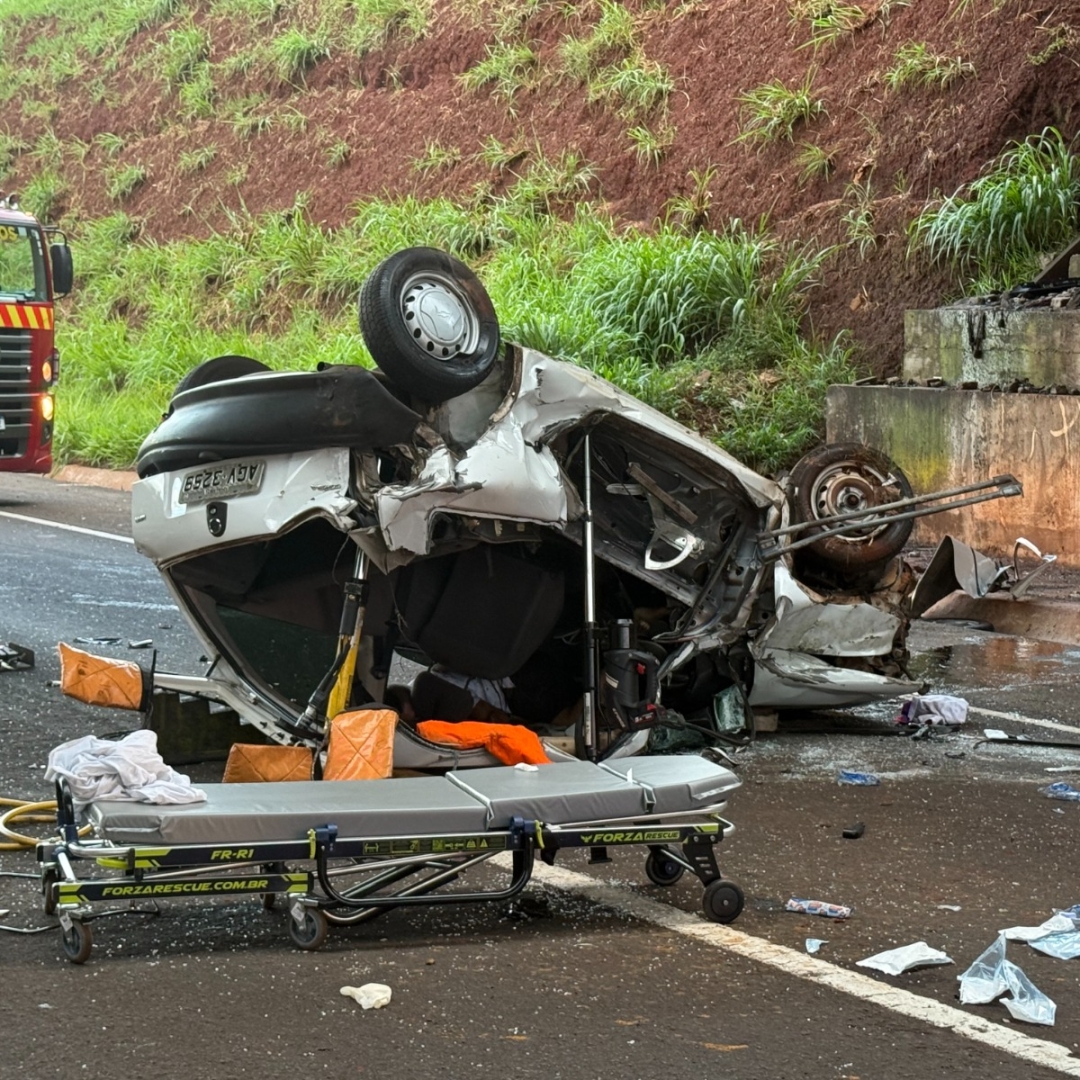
(45, 730), (206, 808)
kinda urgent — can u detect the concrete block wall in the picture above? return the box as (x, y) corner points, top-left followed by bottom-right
(826, 385), (1080, 565)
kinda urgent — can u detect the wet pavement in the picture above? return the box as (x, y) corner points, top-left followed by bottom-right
(4, 472), (1080, 1078)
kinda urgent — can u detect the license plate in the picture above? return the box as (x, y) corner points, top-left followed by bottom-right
(179, 459), (265, 505)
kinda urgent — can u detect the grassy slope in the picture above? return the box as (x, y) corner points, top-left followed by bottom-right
(0, 0), (1077, 470)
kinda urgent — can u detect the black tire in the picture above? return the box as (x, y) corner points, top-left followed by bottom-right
(288, 906), (329, 951)
(61, 920), (93, 964)
(789, 443), (914, 573)
(702, 878), (745, 924)
(173, 355), (269, 398)
(359, 247), (499, 403)
(644, 847), (686, 887)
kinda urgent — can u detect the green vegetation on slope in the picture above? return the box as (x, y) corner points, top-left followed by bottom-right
(56, 195), (852, 474)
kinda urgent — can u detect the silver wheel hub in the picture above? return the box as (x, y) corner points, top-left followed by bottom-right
(811, 462), (896, 543)
(401, 272), (479, 361)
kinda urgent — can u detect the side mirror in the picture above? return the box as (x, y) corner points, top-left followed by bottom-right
(50, 243), (73, 297)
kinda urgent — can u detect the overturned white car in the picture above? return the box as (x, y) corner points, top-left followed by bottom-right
(131, 248), (1019, 767)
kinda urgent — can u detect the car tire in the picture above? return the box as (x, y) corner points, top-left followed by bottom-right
(789, 443), (914, 573)
(358, 247), (500, 404)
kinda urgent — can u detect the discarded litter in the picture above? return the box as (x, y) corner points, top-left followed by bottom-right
(1040, 782), (1080, 802)
(0, 642), (34, 672)
(857, 941), (953, 976)
(958, 933), (1057, 1025)
(805, 938), (827, 954)
(838, 771), (880, 786)
(127, 639), (153, 649)
(785, 898), (852, 919)
(937, 904), (962, 912)
(842, 822), (865, 840)
(1029, 932), (1080, 960)
(340, 984), (392, 1010)
(897, 694), (968, 727)
(73, 637), (121, 646)
(1001, 913), (1075, 942)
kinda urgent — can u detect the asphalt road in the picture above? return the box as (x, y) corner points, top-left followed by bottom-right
(3, 472), (1080, 1080)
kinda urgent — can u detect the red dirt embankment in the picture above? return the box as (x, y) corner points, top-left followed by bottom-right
(8, 0), (1080, 373)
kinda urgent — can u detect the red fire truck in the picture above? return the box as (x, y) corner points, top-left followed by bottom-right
(0, 194), (72, 473)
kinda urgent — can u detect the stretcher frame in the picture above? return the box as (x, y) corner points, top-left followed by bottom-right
(39, 775), (742, 964)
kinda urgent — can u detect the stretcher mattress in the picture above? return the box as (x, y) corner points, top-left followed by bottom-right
(84, 756), (739, 846)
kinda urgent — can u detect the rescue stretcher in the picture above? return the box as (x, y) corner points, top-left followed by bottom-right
(39, 754), (742, 964)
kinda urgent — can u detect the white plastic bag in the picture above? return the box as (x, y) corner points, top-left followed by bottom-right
(856, 941), (952, 976)
(958, 934), (1009, 1004)
(340, 984), (392, 1010)
(1001, 960), (1056, 1025)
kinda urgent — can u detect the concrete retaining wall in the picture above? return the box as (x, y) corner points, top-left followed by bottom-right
(826, 385), (1080, 565)
(904, 308), (1080, 385)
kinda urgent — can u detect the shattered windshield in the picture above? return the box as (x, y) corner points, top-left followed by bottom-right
(0, 222), (46, 300)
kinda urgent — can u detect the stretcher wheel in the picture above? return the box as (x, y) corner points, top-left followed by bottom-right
(702, 879), (744, 924)
(61, 920), (93, 964)
(288, 907), (329, 951)
(644, 848), (685, 887)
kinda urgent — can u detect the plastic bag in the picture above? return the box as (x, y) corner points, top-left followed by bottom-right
(957, 933), (1057, 1025)
(1001, 960), (1056, 1025)
(897, 693), (968, 726)
(958, 934), (1009, 1004)
(1041, 782), (1080, 802)
(1029, 932), (1080, 960)
(856, 941), (953, 976)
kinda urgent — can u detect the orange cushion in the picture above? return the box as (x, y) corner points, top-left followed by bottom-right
(222, 743), (313, 783)
(57, 641), (146, 710)
(323, 708), (398, 780)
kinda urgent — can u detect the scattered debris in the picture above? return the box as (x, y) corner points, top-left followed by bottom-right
(838, 771), (880, 786)
(73, 636), (121, 646)
(127, 639), (153, 649)
(937, 905), (962, 912)
(982, 730), (1080, 752)
(912, 535), (1056, 616)
(805, 938), (827, 954)
(785, 898), (852, 919)
(0, 642), (34, 672)
(896, 694), (968, 727)
(857, 941), (953, 976)
(959, 936), (1057, 1026)
(340, 984), (392, 1010)
(1040, 782), (1080, 802)
(842, 822), (865, 840)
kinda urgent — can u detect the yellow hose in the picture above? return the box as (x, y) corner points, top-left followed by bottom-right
(0, 799), (58, 851)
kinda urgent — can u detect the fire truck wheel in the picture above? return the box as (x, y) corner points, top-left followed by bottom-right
(359, 247), (500, 404)
(172, 355), (269, 399)
(789, 443), (914, 574)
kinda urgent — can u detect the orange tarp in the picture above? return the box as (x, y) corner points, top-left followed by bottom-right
(416, 721), (551, 766)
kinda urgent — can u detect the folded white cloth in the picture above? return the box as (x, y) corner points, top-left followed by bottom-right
(45, 730), (206, 808)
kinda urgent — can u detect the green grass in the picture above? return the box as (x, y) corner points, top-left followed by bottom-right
(459, 40), (539, 102)
(884, 42), (975, 89)
(344, 0), (432, 56)
(628, 124), (674, 168)
(909, 126), (1080, 289)
(587, 52), (673, 118)
(796, 141), (834, 184)
(270, 28), (329, 85)
(736, 73), (825, 145)
(53, 195), (847, 474)
(105, 163), (147, 202)
(792, 3), (867, 49)
(178, 144), (217, 174)
(559, 0), (638, 81)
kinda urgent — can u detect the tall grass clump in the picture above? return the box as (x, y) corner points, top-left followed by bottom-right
(344, 0), (432, 56)
(884, 42), (975, 89)
(736, 73), (825, 144)
(270, 28), (329, 85)
(909, 127), (1080, 289)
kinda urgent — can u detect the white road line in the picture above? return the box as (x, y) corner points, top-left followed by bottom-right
(504, 857), (1080, 1076)
(969, 705), (1080, 737)
(0, 509), (134, 544)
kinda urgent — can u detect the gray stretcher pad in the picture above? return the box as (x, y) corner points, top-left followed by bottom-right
(85, 756), (739, 846)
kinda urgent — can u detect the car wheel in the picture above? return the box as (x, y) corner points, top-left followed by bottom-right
(789, 443), (914, 573)
(173, 355), (269, 397)
(358, 247), (500, 404)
